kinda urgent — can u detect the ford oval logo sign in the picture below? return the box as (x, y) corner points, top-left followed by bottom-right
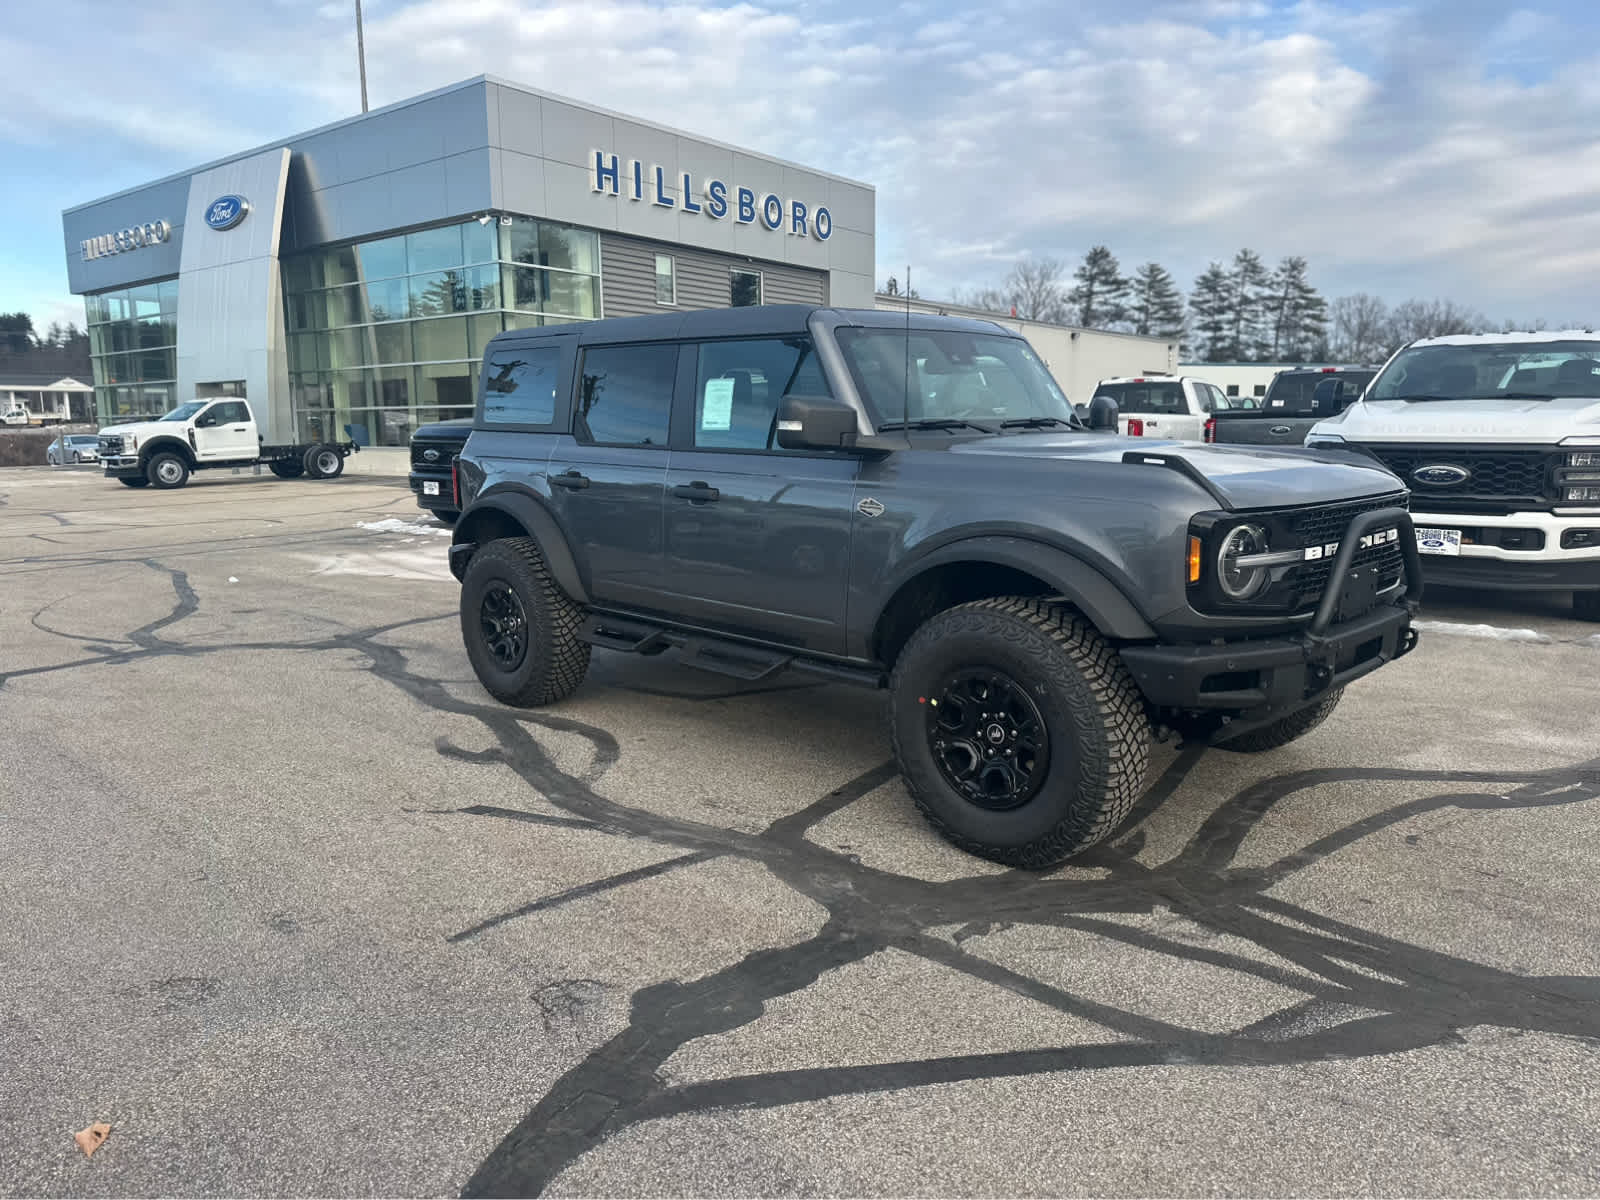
(205, 195), (250, 231)
(1412, 463), (1471, 487)
(422, 448), (439, 462)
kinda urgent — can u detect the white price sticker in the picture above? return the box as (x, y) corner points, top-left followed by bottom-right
(701, 378), (734, 431)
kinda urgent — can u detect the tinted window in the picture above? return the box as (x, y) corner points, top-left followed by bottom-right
(483, 346), (561, 425)
(837, 328), (1073, 426)
(1096, 380), (1185, 414)
(577, 344), (676, 446)
(693, 338), (830, 450)
(1369, 341), (1600, 400)
(730, 270), (762, 307)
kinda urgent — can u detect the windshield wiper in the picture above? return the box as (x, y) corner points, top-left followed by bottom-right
(1371, 393), (1463, 403)
(999, 416), (1080, 430)
(1495, 391), (1558, 400)
(878, 418), (996, 433)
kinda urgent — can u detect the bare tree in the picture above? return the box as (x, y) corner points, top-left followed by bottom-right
(1004, 257), (1070, 323)
(1329, 293), (1392, 363)
(1386, 298), (1487, 346)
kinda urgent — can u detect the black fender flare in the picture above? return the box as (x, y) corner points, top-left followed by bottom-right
(451, 488), (588, 603)
(138, 436), (197, 467)
(874, 535), (1157, 642)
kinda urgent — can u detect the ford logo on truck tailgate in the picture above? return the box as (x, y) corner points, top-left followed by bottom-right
(1412, 464), (1471, 486)
(205, 195), (250, 231)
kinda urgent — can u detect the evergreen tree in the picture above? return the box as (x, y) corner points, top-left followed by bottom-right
(1225, 249), (1269, 360)
(1067, 245), (1128, 329)
(1188, 263), (1232, 361)
(1129, 262), (1186, 339)
(1265, 256), (1327, 360)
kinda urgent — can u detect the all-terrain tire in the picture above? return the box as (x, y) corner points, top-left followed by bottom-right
(146, 451), (190, 489)
(304, 444), (344, 479)
(1217, 689), (1344, 753)
(269, 459), (305, 479)
(119, 476), (149, 487)
(460, 537), (590, 707)
(889, 596), (1152, 868)
(1574, 591), (1600, 622)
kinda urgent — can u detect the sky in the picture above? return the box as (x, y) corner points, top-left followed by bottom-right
(4, 0), (1599, 332)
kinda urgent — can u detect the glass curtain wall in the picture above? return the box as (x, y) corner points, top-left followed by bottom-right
(84, 280), (179, 422)
(282, 216), (601, 445)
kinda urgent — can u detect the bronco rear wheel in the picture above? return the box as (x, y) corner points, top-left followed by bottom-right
(889, 597), (1152, 867)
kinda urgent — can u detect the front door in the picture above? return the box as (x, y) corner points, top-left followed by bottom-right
(656, 335), (858, 655)
(545, 342), (678, 610)
(192, 400), (257, 460)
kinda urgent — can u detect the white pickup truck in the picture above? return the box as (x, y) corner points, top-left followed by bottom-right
(1091, 374), (1233, 441)
(1307, 331), (1600, 620)
(97, 398), (356, 490)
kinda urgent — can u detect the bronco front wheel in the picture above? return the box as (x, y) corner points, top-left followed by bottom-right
(889, 597), (1151, 867)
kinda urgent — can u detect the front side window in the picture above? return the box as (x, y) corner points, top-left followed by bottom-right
(576, 344), (676, 446)
(692, 338), (830, 450)
(205, 401), (249, 424)
(655, 255), (676, 306)
(483, 346), (562, 425)
(730, 270), (762, 307)
(1368, 340), (1600, 400)
(836, 328), (1073, 427)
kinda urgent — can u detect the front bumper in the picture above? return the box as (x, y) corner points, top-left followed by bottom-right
(101, 457), (143, 479)
(408, 470), (456, 510)
(1412, 508), (1600, 591)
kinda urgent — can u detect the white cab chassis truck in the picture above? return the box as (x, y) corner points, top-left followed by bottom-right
(97, 398), (357, 490)
(1307, 331), (1600, 620)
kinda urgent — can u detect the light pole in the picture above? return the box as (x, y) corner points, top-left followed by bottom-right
(355, 0), (369, 113)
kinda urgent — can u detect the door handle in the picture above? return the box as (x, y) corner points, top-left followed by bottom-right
(672, 481), (720, 502)
(232, 426), (248, 431)
(551, 470), (590, 490)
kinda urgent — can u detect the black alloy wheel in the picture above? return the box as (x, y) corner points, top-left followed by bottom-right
(479, 581), (529, 672)
(926, 668), (1051, 810)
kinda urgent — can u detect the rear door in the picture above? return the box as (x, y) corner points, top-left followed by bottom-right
(546, 342), (676, 610)
(655, 335), (858, 655)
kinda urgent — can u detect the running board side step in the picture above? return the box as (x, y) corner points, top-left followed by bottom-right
(577, 614), (885, 688)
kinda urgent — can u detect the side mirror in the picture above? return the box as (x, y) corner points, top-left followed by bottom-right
(1086, 393), (1119, 432)
(1311, 378), (1342, 416)
(775, 394), (859, 451)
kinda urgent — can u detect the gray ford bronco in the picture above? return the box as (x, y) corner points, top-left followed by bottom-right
(448, 306), (1422, 866)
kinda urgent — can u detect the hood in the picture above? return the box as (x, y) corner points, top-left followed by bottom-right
(948, 433), (1404, 511)
(1312, 395), (1600, 444)
(97, 419), (173, 440)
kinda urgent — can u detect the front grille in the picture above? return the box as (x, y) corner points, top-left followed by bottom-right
(99, 436), (124, 455)
(411, 442), (459, 469)
(1360, 446), (1556, 504)
(1280, 493), (1409, 608)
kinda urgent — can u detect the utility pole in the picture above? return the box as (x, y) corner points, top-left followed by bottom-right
(355, 0), (369, 113)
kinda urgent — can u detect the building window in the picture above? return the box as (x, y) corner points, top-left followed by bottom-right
(84, 278), (178, 423)
(730, 269), (762, 307)
(655, 255), (676, 306)
(279, 214), (601, 444)
(1253, 384), (1267, 396)
(1225, 384), (1239, 396)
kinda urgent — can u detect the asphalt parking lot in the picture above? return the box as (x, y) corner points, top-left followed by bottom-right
(3, 465), (1598, 1197)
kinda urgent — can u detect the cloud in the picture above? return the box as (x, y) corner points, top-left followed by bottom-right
(1, 0), (1598, 327)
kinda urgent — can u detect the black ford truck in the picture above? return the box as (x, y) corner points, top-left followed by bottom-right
(445, 306), (1422, 866)
(408, 418), (472, 524)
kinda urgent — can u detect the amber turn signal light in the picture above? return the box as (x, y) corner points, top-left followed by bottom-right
(1188, 536), (1202, 584)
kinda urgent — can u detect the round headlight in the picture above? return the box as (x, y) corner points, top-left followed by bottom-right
(1217, 523), (1270, 600)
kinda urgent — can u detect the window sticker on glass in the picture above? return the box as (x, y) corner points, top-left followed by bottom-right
(702, 377), (735, 430)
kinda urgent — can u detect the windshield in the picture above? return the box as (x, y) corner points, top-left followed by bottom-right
(159, 401), (208, 422)
(1094, 380), (1185, 414)
(1369, 340), (1600, 400)
(835, 328), (1074, 427)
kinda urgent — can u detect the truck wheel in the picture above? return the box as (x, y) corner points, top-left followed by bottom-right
(1217, 689), (1344, 753)
(889, 597), (1151, 868)
(460, 537), (590, 707)
(1574, 592), (1600, 622)
(146, 452), (190, 489)
(304, 444), (343, 479)
(269, 460), (304, 479)
(119, 476), (149, 488)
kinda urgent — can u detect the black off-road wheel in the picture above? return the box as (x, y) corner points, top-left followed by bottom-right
(460, 537), (590, 707)
(1574, 591), (1600, 622)
(1217, 689), (1344, 753)
(269, 459), (304, 479)
(146, 451), (190, 489)
(889, 597), (1152, 868)
(304, 444), (344, 479)
(119, 476), (149, 488)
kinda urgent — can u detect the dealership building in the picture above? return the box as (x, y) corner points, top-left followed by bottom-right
(60, 76), (876, 445)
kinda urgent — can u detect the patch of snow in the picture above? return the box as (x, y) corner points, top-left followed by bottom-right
(299, 550), (453, 582)
(1413, 619), (1551, 643)
(228, 576), (239, 583)
(356, 517), (451, 537)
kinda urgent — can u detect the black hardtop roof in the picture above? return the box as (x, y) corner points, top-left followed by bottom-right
(484, 305), (1015, 349)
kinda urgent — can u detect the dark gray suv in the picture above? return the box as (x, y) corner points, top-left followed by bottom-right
(448, 306), (1422, 866)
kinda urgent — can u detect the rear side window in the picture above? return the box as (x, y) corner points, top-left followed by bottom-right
(483, 346), (562, 425)
(1096, 381), (1185, 414)
(577, 343), (677, 446)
